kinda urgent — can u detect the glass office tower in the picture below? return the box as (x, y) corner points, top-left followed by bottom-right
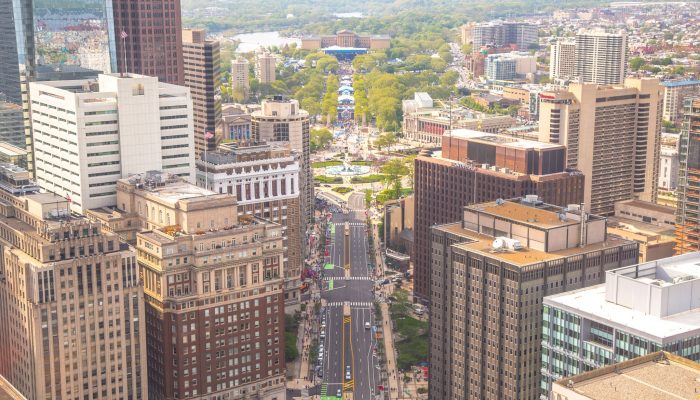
(0, 0), (116, 172)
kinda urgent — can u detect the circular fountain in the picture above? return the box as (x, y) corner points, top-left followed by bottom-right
(325, 155), (370, 176)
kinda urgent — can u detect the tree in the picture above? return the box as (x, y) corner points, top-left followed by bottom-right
(629, 56), (646, 71)
(232, 85), (247, 103)
(364, 189), (373, 208)
(381, 158), (409, 184)
(310, 128), (333, 152)
(374, 133), (398, 151)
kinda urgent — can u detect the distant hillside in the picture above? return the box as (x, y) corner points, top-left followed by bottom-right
(181, 0), (608, 35)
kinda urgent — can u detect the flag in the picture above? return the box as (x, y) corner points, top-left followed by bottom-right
(205, 131), (215, 140)
(120, 30), (128, 39)
(65, 193), (71, 203)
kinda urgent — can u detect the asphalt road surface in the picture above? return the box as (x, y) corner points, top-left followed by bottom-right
(319, 193), (379, 400)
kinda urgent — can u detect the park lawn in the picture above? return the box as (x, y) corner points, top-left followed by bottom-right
(312, 160), (342, 168)
(351, 174), (388, 184)
(390, 290), (428, 370)
(332, 186), (353, 194)
(350, 160), (373, 166)
(314, 175), (343, 184)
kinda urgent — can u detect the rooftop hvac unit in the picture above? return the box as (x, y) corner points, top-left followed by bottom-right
(524, 194), (539, 203)
(492, 237), (523, 252)
(567, 204), (581, 212)
(672, 275), (696, 284)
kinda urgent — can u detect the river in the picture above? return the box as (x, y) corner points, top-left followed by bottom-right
(232, 31), (301, 53)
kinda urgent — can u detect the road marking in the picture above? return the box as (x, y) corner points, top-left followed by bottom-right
(323, 276), (372, 281)
(326, 301), (373, 308)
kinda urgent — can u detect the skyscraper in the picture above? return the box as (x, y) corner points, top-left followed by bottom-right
(575, 28), (628, 85)
(538, 78), (663, 215)
(112, 0), (184, 85)
(549, 39), (576, 81)
(0, 0), (117, 171)
(471, 22), (538, 50)
(429, 197), (638, 400)
(182, 28), (221, 154)
(255, 53), (277, 84)
(412, 130), (585, 302)
(231, 58), (250, 99)
(252, 97), (313, 228)
(675, 97), (700, 254)
(114, 171), (286, 400)
(661, 79), (700, 126)
(0, 164), (147, 400)
(29, 73), (196, 213)
(197, 142), (304, 310)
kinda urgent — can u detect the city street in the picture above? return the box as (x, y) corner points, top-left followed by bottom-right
(319, 193), (379, 400)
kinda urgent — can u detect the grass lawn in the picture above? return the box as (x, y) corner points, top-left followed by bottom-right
(350, 160), (373, 166)
(312, 160), (342, 168)
(390, 290), (428, 370)
(332, 186), (353, 194)
(314, 175), (343, 184)
(351, 174), (388, 184)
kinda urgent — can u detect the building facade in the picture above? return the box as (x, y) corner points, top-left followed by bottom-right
(196, 142), (304, 310)
(221, 104), (253, 143)
(403, 109), (516, 144)
(0, 0), (117, 173)
(485, 52), (537, 81)
(412, 130), (585, 302)
(29, 73), (195, 213)
(182, 28), (221, 154)
(0, 101), (26, 149)
(661, 79), (700, 125)
(116, 172), (287, 400)
(675, 97), (700, 254)
(252, 97), (313, 228)
(301, 30), (390, 50)
(471, 22), (538, 50)
(429, 197), (638, 400)
(659, 143), (680, 190)
(538, 78), (663, 215)
(231, 59), (250, 99)
(575, 29), (628, 85)
(542, 252), (700, 396)
(549, 40), (576, 81)
(255, 53), (277, 84)
(0, 165), (147, 400)
(112, 0), (184, 85)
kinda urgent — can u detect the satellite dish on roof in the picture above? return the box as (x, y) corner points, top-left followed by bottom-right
(496, 198), (505, 206)
(558, 212), (567, 221)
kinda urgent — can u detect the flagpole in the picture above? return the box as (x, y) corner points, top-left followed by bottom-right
(121, 28), (128, 76)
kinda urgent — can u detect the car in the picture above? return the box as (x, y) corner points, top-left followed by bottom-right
(321, 321), (326, 329)
(318, 369), (324, 378)
(320, 331), (326, 339)
(365, 322), (371, 330)
(337, 389), (342, 397)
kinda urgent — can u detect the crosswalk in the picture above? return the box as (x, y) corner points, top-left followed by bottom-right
(323, 276), (372, 281)
(326, 301), (373, 307)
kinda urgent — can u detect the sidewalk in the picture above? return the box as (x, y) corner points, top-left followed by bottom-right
(371, 221), (400, 399)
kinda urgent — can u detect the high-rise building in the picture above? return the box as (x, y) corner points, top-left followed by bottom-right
(538, 78), (663, 215)
(231, 58), (250, 99)
(255, 53), (277, 84)
(0, 101), (25, 149)
(541, 252), (700, 395)
(429, 197), (639, 400)
(460, 22), (476, 45)
(112, 0), (184, 85)
(252, 97), (313, 228)
(551, 351), (700, 400)
(0, 142), (29, 170)
(661, 79), (700, 126)
(483, 52), (536, 81)
(114, 171), (286, 400)
(574, 28), (628, 85)
(196, 142), (304, 310)
(0, 0), (117, 173)
(29, 73), (195, 213)
(549, 39), (576, 81)
(675, 97), (700, 254)
(471, 22), (538, 50)
(182, 28), (221, 154)
(0, 164), (147, 400)
(412, 130), (585, 302)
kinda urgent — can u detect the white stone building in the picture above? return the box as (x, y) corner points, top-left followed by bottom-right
(29, 73), (195, 212)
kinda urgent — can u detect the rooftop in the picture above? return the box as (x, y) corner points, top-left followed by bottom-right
(122, 171), (218, 205)
(446, 129), (564, 150)
(615, 199), (676, 215)
(554, 351), (700, 400)
(545, 253), (700, 341)
(661, 79), (700, 88)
